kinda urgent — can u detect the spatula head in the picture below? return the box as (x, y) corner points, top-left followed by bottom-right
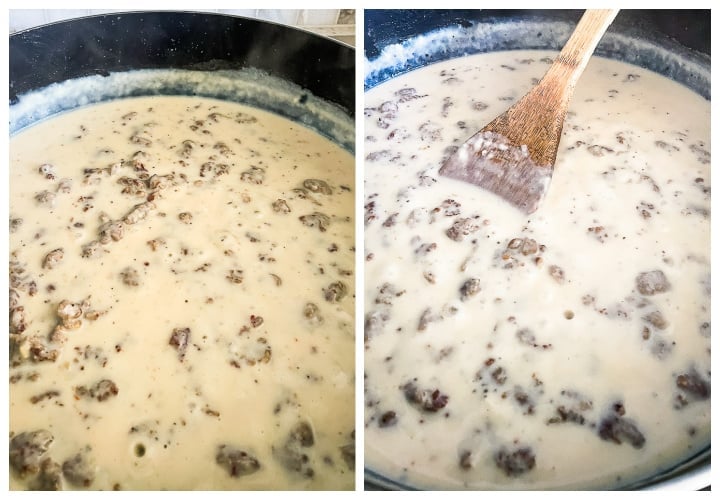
(439, 131), (554, 214)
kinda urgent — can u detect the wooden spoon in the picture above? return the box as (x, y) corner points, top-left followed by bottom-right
(439, 9), (618, 214)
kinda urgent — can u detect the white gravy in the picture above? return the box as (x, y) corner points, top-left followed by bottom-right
(9, 96), (355, 490)
(363, 51), (710, 490)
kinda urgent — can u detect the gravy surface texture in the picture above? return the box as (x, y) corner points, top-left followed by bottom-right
(9, 96), (355, 490)
(363, 51), (710, 489)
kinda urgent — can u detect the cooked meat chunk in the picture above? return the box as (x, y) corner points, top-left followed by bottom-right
(117, 176), (147, 197)
(31, 458), (62, 491)
(436, 199), (461, 216)
(98, 221), (125, 243)
(446, 217), (480, 241)
(365, 310), (389, 339)
(169, 327), (191, 361)
(289, 421), (314, 447)
(323, 281), (348, 303)
(177, 212), (193, 224)
(415, 242), (437, 255)
(374, 283), (405, 306)
(303, 302), (324, 325)
(417, 308), (434, 331)
(93, 379), (119, 402)
(10, 305), (26, 334)
(38, 163), (56, 179)
(273, 421), (316, 478)
(35, 190), (57, 206)
(459, 450), (474, 470)
(676, 369), (710, 401)
(81, 240), (102, 258)
(62, 447), (95, 487)
(226, 269), (244, 284)
(57, 300), (83, 330)
(491, 366), (507, 385)
(240, 166), (265, 184)
(30, 390), (61, 405)
(519, 238), (538, 256)
(382, 212), (399, 227)
(216, 445), (261, 477)
(364, 200), (378, 225)
(597, 402), (646, 449)
(636, 270), (670, 295)
(120, 267), (140, 287)
(548, 265), (565, 283)
(272, 199), (291, 213)
(516, 328), (536, 346)
(74, 379), (119, 402)
(548, 406), (587, 425)
(643, 310), (668, 330)
(378, 411), (398, 428)
(123, 201), (155, 225)
(459, 278), (481, 301)
(402, 381), (449, 412)
(10, 217), (23, 233)
(42, 248), (64, 270)
(10, 429), (54, 477)
(303, 178), (332, 194)
(494, 446), (536, 476)
(28, 337), (60, 363)
(299, 212), (330, 232)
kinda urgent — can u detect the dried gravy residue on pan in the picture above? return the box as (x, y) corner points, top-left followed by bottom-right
(364, 20), (709, 99)
(10, 68), (355, 153)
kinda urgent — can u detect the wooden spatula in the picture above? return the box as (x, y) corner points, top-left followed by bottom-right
(439, 9), (618, 214)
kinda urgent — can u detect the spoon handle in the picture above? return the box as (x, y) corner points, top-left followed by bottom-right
(545, 9), (619, 89)
(488, 9), (618, 165)
(440, 9), (619, 214)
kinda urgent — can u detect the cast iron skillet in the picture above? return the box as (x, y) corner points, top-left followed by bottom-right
(8, 11), (356, 491)
(10, 11), (354, 114)
(365, 9), (710, 61)
(363, 8), (710, 491)
(9, 11), (355, 151)
(365, 9), (709, 100)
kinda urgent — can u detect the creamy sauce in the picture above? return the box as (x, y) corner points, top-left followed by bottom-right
(364, 51), (710, 490)
(9, 96), (355, 490)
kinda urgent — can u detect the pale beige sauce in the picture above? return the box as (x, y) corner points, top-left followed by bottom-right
(364, 51), (710, 489)
(9, 96), (355, 490)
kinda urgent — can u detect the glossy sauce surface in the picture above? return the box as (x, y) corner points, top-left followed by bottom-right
(9, 96), (355, 490)
(363, 51), (710, 489)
